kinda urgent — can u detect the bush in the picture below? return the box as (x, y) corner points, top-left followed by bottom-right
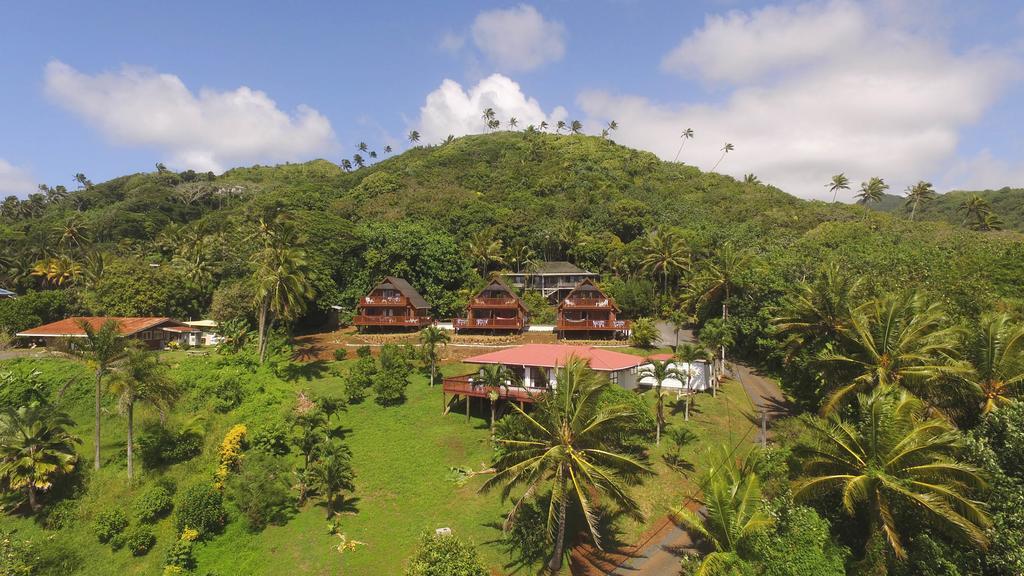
(250, 419), (291, 456)
(405, 533), (488, 576)
(41, 498), (78, 530)
(94, 509), (129, 544)
(332, 348), (347, 361)
(0, 529), (38, 576)
(164, 539), (196, 571)
(174, 484), (226, 536)
(137, 422), (203, 469)
(226, 452), (294, 531)
(124, 525), (156, 556)
(346, 355), (377, 404)
(629, 317), (660, 348)
(356, 345), (372, 358)
(373, 366), (409, 406)
(134, 486), (174, 523)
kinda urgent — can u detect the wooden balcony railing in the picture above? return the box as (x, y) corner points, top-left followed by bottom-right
(353, 315), (430, 326)
(556, 319), (630, 331)
(454, 317), (524, 330)
(561, 297), (612, 308)
(361, 295), (409, 306)
(442, 374), (544, 403)
(471, 297), (519, 307)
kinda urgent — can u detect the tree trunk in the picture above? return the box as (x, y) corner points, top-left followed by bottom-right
(684, 375), (692, 421)
(126, 401), (134, 481)
(94, 369), (102, 470)
(430, 358), (436, 387)
(257, 299), (268, 364)
(548, 475), (569, 573)
(28, 482), (38, 511)
(490, 400), (496, 435)
(655, 393), (663, 445)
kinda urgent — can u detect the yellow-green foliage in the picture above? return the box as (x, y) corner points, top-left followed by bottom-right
(213, 424), (247, 490)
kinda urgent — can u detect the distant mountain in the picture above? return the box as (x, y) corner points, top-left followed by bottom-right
(870, 187), (1024, 232)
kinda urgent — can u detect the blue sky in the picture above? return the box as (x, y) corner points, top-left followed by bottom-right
(1, 0), (1023, 200)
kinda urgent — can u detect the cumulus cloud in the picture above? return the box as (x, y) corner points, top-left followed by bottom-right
(471, 4), (565, 72)
(415, 73), (567, 143)
(44, 60), (338, 173)
(581, 0), (1018, 200)
(0, 159), (34, 197)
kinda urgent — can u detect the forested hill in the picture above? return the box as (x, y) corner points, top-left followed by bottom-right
(870, 187), (1024, 232)
(1, 131), (1023, 345)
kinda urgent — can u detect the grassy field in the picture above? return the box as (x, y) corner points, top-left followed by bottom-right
(0, 351), (757, 575)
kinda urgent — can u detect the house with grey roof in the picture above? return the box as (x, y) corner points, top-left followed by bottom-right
(502, 261), (600, 301)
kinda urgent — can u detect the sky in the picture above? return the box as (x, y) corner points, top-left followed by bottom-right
(1, 0), (1023, 201)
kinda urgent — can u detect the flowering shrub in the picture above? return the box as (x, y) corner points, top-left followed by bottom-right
(213, 424), (247, 489)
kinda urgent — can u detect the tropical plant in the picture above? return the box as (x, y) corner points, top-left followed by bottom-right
(505, 241), (535, 274)
(691, 242), (753, 322)
(711, 143), (734, 172)
(72, 319), (127, 470)
(308, 439), (356, 518)
(854, 177), (888, 213)
(420, 325), (450, 387)
(818, 291), (960, 413)
(630, 317), (660, 348)
(772, 262), (861, 360)
(0, 401), (81, 511)
(405, 532), (488, 576)
(483, 358), (651, 572)
(954, 313), (1024, 417)
(408, 130), (421, 144)
(638, 359), (683, 445)
(508, 117), (518, 129)
(675, 448), (770, 576)
(476, 363), (514, 434)
(466, 229), (504, 277)
(555, 120), (566, 133)
(570, 120), (583, 135)
(793, 387), (991, 560)
(904, 181), (936, 221)
(252, 243), (314, 363)
(673, 128), (694, 162)
(826, 173), (850, 203)
(639, 228), (689, 294)
(742, 173), (761, 185)
(675, 343), (713, 420)
(108, 346), (179, 480)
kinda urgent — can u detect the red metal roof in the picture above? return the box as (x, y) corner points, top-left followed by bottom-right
(463, 344), (646, 372)
(647, 353), (675, 361)
(16, 317), (178, 338)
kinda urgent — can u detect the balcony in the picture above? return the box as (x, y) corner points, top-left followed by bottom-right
(471, 297), (519, 307)
(353, 314), (430, 327)
(556, 319), (630, 331)
(561, 297), (613, 309)
(442, 374), (544, 403)
(360, 295), (409, 306)
(454, 317), (524, 330)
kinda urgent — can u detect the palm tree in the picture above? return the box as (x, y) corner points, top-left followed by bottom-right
(710, 143), (734, 172)
(957, 194), (990, 226)
(904, 181), (936, 221)
(555, 120), (567, 134)
(508, 117), (518, 129)
(638, 360), (683, 445)
(608, 120), (618, 131)
(369, 150), (377, 159)
(772, 262), (861, 360)
(73, 319), (127, 470)
(691, 242), (752, 322)
(639, 229), (689, 295)
(467, 230), (504, 277)
(352, 154), (365, 169)
(667, 308), (690, 349)
(55, 217), (90, 250)
(955, 313), (1024, 416)
(505, 241), (535, 273)
(481, 107), (496, 124)
(673, 128), (694, 162)
(794, 387), (990, 559)
(357, 142), (368, 153)
(384, 145), (392, 154)
(854, 177), (888, 213)
(973, 211), (1004, 232)
(742, 173), (761, 185)
(484, 358), (651, 573)
(419, 326), (450, 387)
(675, 449), (770, 574)
(476, 364), (514, 434)
(818, 291), (960, 413)
(570, 120), (583, 135)
(674, 344), (713, 420)
(408, 130), (421, 144)
(443, 134), (455, 145)
(539, 121), (549, 132)
(308, 439), (356, 518)
(108, 347), (178, 481)
(340, 158), (352, 172)
(0, 401), (81, 511)
(252, 245), (315, 363)
(826, 173), (850, 203)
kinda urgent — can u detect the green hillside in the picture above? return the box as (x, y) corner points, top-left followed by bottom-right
(871, 186), (1024, 232)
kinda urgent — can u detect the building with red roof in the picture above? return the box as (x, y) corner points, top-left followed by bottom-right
(16, 317), (198, 349)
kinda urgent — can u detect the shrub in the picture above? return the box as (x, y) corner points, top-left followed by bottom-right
(356, 345), (372, 358)
(137, 422), (203, 469)
(373, 366), (409, 406)
(124, 525), (156, 556)
(1, 529), (38, 576)
(41, 499), (78, 530)
(250, 420), (291, 456)
(405, 533), (489, 576)
(164, 539), (196, 571)
(174, 484), (226, 536)
(94, 509), (129, 544)
(214, 424), (247, 489)
(154, 476), (178, 495)
(629, 317), (660, 348)
(332, 348), (347, 361)
(134, 486), (174, 523)
(226, 452), (294, 531)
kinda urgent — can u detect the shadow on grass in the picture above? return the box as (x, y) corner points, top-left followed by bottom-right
(282, 360), (331, 381)
(314, 496), (361, 519)
(667, 396), (705, 418)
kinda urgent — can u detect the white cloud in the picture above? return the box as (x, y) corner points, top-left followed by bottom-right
(580, 0), (1018, 200)
(0, 159), (34, 198)
(471, 5), (565, 72)
(942, 150), (1024, 191)
(439, 32), (465, 54)
(44, 60), (338, 173)
(415, 73), (567, 143)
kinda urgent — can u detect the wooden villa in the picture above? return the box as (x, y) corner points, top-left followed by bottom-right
(556, 279), (629, 339)
(353, 277), (432, 332)
(453, 278), (529, 334)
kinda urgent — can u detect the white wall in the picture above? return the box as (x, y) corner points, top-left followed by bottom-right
(635, 361), (711, 392)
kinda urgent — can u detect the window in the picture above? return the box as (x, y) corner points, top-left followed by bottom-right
(609, 371), (619, 385)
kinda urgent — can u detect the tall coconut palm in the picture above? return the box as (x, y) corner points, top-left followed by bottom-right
(419, 326), (451, 387)
(408, 130), (421, 144)
(55, 217), (90, 250)
(639, 229), (689, 295)
(710, 143), (734, 172)
(340, 158), (352, 172)
(481, 107), (496, 125)
(357, 142), (368, 153)
(108, 347), (178, 481)
(608, 120), (618, 131)
(0, 401), (81, 511)
(505, 241), (535, 274)
(477, 363), (515, 434)
(555, 120), (567, 134)
(954, 313), (1024, 416)
(308, 439), (356, 518)
(384, 145), (392, 154)
(675, 343), (713, 420)
(826, 173), (850, 203)
(673, 128), (694, 162)
(467, 230), (504, 277)
(483, 358), (651, 573)
(570, 120), (583, 134)
(904, 181), (936, 221)
(352, 154), (365, 169)
(772, 263), (861, 361)
(854, 177), (888, 215)
(252, 245), (315, 363)
(639, 359), (684, 445)
(539, 121), (549, 132)
(73, 319), (127, 470)
(508, 117), (518, 129)
(675, 448), (770, 575)
(818, 291), (960, 413)
(691, 242), (752, 322)
(793, 387), (990, 559)
(957, 194), (990, 226)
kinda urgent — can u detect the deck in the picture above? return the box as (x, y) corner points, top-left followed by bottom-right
(353, 315), (431, 327)
(442, 374), (544, 403)
(470, 296), (520, 308)
(360, 295), (411, 306)
(556, 319), (630, 331)
(454, 317), (525, 330)
(560, 297), (614, 309)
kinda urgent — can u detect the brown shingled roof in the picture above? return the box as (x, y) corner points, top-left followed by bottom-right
(380, 277), (430, 309)
(16, 317), (179, 338)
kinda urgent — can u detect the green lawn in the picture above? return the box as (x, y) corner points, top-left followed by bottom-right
(0, 353), (758, 575)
